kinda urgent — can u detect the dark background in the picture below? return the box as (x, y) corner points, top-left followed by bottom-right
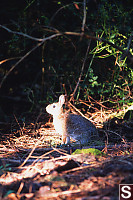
(0, 0), (133, 118)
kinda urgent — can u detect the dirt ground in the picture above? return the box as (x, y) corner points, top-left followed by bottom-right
(0, 112), (133, 200)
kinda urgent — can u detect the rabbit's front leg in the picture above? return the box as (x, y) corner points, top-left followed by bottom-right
(62, 133), (70, 144)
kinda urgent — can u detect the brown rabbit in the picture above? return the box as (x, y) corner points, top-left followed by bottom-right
(46, 95), (98, 145)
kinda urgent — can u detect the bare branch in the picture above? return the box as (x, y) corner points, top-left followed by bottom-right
(0, 57), (21, 64)
(121, 31), (133, 61)
(0, 41), (44, 88)
(82, 0), (86, 32)
(0, 25), (62, 42)
(127, 32), (133, 51)
(64, 31), (133, 62)
(0, 25), (62, 88)
(0, 25), (43, 41)
(0, 25), (132, 88)
(1, 24), (132, 60)
(50, 2), (83, 24)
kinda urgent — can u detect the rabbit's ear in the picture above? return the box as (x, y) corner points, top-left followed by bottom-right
(59, 95), (66, 106)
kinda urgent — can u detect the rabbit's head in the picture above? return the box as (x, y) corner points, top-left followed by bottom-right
(46, 95), (66, 116)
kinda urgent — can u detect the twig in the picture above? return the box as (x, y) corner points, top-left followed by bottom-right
(64, 31), (133, 60)
(0, 25), (62, 88)
(68, 102), (96, 124)
(31, 148), (56, 166)
(17, 182), (24, 195)
(82, 0), (86, 32)
(1, 24), (132, 59)
(127, 32), (133, 52)
(106, 130), (127, 143)
(0, 25), (61, 42)
(36, 188), (85, 198)
(31, 147), (69, 166)
(0, 25), (132, 88)
(0, 41), (42, 88)
(0, 57), (21, 64)
(19, 141), (39, 168)
(1, 24), (132, 57)
(86, 95), (111, 109)
(70, 39), (91, 101)
(50, 2), (83, 24)
(121, 31), (133, 61)
(0, 25), (132, 62)
(0, 147), (16, 152)
(14, 114), (23, 135)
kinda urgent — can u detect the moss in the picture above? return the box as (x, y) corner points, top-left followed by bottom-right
(72, 148), (105, 156)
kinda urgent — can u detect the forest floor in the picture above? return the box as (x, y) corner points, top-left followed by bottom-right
(0, 108), (133, 200)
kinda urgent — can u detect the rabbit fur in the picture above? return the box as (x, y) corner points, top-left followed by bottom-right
(46, 95), (98, 145)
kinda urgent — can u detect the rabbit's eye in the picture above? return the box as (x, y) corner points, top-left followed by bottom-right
(53, 105), (56, 108)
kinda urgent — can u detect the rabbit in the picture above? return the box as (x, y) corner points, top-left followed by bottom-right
(46, 95), (98, 145)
